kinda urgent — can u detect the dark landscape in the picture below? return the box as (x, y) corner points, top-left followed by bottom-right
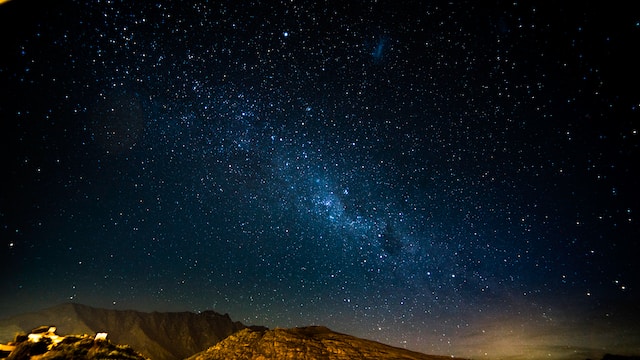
(0, 303), (467, 360)
(1, 303), (639, 360)
(0, 303), (247, 360)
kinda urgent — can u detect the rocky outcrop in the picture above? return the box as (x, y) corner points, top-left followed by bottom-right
(0, 303), (247, 360)
(187, 326), (466, 360)
(3, 326), (147, 360)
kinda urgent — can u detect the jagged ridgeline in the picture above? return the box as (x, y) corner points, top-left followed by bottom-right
(2, 304), (638, 360)
(0, 304), (468, 360)
(0, 303), (249, 360)
(1, 325), (146, 360)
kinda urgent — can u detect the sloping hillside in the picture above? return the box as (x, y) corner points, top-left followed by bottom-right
(187, 326), (468, 360)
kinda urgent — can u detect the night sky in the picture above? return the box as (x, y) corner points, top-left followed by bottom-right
(1, 1), (639, 359)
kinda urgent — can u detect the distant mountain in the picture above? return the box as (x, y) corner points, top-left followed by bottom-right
(186, 325), (467, 360)
(0, 304), (476, 360)
(0, 303), (249, 360)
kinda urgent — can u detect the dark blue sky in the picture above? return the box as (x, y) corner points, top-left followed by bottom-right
(1, 1), (639, 359)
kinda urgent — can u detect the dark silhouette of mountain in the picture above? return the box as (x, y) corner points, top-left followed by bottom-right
(186, 325), (468, 360)
(0, 304), (478, 360)
(0, 303), (248, 360)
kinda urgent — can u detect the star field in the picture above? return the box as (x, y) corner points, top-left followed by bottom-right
(1, 1), (639, 359)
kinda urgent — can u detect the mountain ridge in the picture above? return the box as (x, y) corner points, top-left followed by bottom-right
(2, 303), (637, 360)
(0, 302), (248, 360)
(186, 325), (466, 360)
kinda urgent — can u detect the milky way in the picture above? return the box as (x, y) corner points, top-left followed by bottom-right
(1, 1), (639, 359)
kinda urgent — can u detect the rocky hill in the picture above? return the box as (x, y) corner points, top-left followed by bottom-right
(0, 303), (248, 360)
(1, 326), (148, 360)
(186, 325), (467, 360)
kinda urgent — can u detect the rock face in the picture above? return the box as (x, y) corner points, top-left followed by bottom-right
(0, 303), (247, 360)
(187, 326), (466, 360)
(5, 328), (148, 360)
